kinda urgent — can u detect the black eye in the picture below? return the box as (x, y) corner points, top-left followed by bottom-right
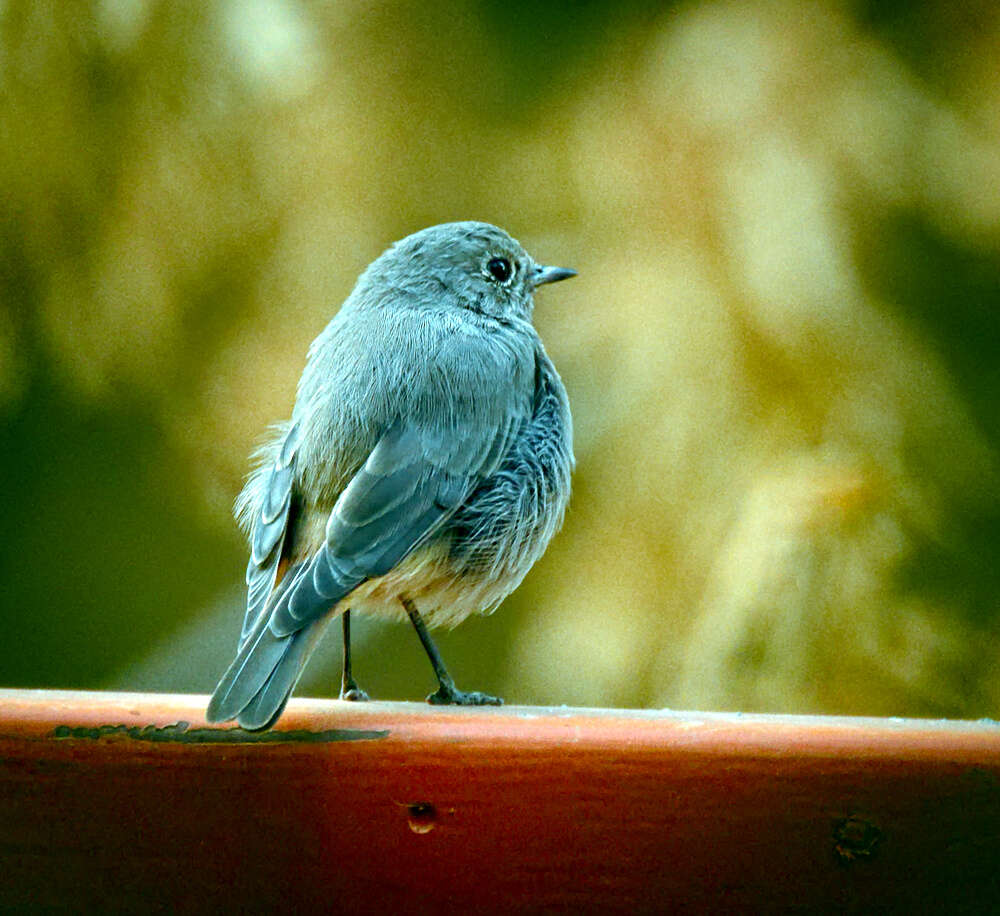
(486, 257), (513, 283)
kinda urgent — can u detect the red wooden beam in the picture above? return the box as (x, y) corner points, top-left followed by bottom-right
(1, 689), (998, 913)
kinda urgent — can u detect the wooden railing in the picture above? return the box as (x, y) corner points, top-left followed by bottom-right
(1, 689), (999, 913)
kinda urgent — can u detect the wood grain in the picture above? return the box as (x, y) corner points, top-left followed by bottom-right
(1, 690), (998, 913)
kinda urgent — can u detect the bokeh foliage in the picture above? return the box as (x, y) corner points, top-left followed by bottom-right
(2, 0), (999, 716)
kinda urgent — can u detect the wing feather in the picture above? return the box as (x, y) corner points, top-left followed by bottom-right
(267, 415), (520, 636)
(239, 421), (301, 647)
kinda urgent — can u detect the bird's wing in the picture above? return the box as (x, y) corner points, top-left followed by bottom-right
(239, 420), (303, 650)
(267, 412), (521, 637)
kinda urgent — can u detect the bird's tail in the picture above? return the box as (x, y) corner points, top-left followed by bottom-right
(206, 615), (328, 731)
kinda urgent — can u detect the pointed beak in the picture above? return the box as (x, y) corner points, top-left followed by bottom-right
(532, 264), (577, 288)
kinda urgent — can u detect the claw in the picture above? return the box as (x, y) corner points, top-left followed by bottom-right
(340, 679), (370, 702)
(427, 685), (503, 706)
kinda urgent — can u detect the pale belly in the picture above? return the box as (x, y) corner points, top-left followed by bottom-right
(332, 540), (516, 629)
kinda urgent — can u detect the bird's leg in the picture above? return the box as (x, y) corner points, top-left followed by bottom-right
(339, 609), (370, 701)
(401, 596), (503, 706)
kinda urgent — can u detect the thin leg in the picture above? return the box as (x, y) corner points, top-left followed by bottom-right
(401, 596), (502, 706)
(339, 610), (370, 701)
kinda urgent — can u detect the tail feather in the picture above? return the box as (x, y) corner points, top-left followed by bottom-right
(206, 613), (325, 729)
(236, 629), (313, 730)
(206, 617), (285, 723)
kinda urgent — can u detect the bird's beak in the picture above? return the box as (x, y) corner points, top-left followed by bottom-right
(532, 264), (577, 288)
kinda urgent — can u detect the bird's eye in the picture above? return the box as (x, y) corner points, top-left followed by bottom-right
(486, 257), (513, 284)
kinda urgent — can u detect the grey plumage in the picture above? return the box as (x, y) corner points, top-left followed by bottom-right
(206, 221), (575, 730)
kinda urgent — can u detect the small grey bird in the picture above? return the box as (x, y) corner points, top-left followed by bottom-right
(206, 221), (575, 730)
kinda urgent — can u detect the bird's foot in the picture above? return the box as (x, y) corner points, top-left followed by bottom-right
(340, 679), (370, 702)
(426, 684), (503, 706)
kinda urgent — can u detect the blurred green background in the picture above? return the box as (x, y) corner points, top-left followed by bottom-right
(2, 0), (1000, 718)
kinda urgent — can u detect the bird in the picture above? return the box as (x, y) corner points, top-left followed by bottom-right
(206, 221), (576, 730)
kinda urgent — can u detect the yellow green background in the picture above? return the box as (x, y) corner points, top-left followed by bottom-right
(3, 0), (1000, 717)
